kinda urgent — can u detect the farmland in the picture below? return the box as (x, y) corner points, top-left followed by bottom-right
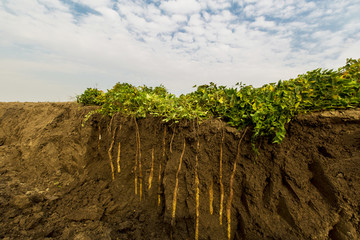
(0, 59), (359, 239)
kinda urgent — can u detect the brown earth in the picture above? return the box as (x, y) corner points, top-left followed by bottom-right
(0, 102), (359, 240)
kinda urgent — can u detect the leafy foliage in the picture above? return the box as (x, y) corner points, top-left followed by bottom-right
(76, 88), (105, 106)
(77, 58), (360, 144)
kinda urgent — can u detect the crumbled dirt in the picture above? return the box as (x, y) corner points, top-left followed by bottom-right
(0, 102), (359, 240)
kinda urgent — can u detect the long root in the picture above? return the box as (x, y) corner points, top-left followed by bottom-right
(209, 177), (214, 215)
(98, 125), (101, 150)
(219, 128), (225, 226)
(148, 148), (154, 190)
(158, 127), (166, 206)
(195, 139), (200, 240)
(117, 125), (122, 173)
(107, 122), (117, 181)
(133, 117), (138, 195)
(171, 138), (186, 227)
(170, 127), (175, 153)
(134, 117), (142, 201)
(226, 128), (247, 240)
(227, 161), (236, 240)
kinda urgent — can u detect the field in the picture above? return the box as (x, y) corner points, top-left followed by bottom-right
(1, 59), (360, 239)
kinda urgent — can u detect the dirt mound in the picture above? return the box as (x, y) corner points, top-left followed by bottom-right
(0, 102), (359, 239)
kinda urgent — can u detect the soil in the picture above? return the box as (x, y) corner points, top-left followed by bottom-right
(0, 102), (359, 240)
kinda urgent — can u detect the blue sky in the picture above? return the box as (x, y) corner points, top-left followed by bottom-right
(1, 0), (359, 101)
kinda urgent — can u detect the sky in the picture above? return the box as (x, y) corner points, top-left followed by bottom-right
(0, 0), (359, 102)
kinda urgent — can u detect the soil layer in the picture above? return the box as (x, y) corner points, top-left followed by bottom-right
(0, 102), (359, 239)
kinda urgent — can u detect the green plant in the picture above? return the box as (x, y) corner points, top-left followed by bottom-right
(76, 88), (105, 106)
(78, 58), (360, 145)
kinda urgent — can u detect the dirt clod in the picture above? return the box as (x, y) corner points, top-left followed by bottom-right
(11, 195), (32, 209)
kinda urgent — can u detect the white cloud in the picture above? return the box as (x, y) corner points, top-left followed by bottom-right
(201, 0), (231, 11)
(171, 14), (188, 23)
(0, 0), (359, 101)
(160, 0), (202, 15)
(251, 16), (276, 29)
(71, 0), (112, 9)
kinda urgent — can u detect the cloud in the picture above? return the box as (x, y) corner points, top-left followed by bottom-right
(201, 0), (231, 12)
(160, 0), (202, 15)
(251, 16), (276, 29)
(0, 0), (359, 101)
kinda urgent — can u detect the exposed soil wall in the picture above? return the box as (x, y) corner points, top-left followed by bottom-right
(0, 102), (359, 240)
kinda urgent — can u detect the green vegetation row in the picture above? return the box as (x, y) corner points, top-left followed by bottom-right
(77, 58), (360, 145)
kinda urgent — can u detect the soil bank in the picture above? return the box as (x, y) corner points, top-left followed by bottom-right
(0, 102), (359, 239)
